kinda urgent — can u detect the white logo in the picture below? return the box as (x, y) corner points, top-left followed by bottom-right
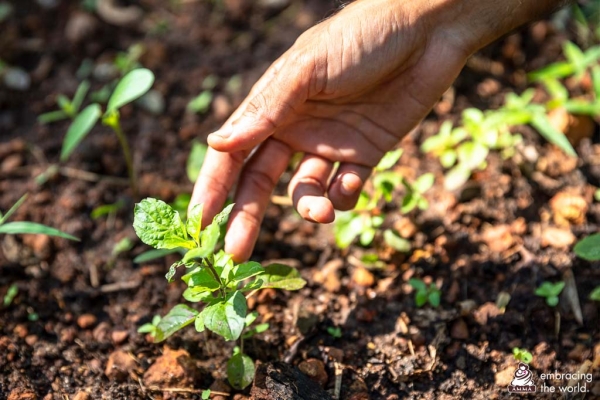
(508, 363), (536, 393)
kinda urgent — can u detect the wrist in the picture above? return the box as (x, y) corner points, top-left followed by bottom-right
(417, 0), (569, 55)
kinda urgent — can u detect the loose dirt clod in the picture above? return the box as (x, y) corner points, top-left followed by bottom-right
(143, 347), (198, 388)
(105, 350), (137, 382)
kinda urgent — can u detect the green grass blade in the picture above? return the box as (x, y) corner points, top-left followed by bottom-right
(38, 110), (69, 124)
(531, 114), (577, 157)
(106, 68), (155, 113)
(61, 103), (101, 162)
(0, 221), (79, 241)
(71, 80), (91, 114)
(0, 194), (28, 225)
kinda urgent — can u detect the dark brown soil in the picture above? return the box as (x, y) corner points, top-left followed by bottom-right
(1, 1), (599, 399)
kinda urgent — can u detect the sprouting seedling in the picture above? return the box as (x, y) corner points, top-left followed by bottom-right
(333, 149), (403, 249)
(187, 75), (219, 115)
(421, 120), (468, 168)
(573, 233), (600, 261)
(512, 347), (533, 364)
(327, 326), (342, 339)
(408, 278), (441, 308)
(540, 67), (600, 116)
(400, 173), (434, 213)
(38, 80), (90, 124)
(3, 284), (18, 307)
(528, 41), (600, 83)
(61, 68), (155, 194)
(535, 281), (565, 307)
(0, 194), (79, 241)
(137, 315), (162, 336)
(133, 198), (306, 389)
(590, 286), (600, 302)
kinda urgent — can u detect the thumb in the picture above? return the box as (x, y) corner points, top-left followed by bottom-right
(208, 52), (314, 152)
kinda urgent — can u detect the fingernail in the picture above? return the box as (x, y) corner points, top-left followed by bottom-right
(340, 174), (359, 196)
(210, 126), (233, 140)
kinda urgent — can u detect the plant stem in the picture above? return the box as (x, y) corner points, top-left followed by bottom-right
(108, 118), (137, 196)
(204, 258), (226, 298)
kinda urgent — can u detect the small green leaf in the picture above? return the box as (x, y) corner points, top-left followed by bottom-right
(333, 212), (364, 248)
(415, 290), (428, 307)
(227, 353), (255, 390)
(0, 221), (79, 241)
(254, 264), (306, 291)
(428, 290), (441, 307)
(183, 268), (220, 291)
(401, 193), (418, 214)
(439, 149), (457, 168)
(408, 278), (427, 292)
(200, 291), (247, 340)
(37, 110), (69, 124)
(457, 141), (489, 170)
(383, 229), (411, 252)
(245, 311), (259, 326)
(3, 284), (18, 307)
(375, 149), (403, 171)
(214, 203), (235, 225)
(71, 80), (91, 114)
(183, 286), (217, 303)
(137, 323), (157, 334)
(589, 286), (600, 301)
(201, 390), (211, 400)
(232, 261), (265, 284)
(444, 165), (471, 191)
(187, 90), (213, 114)
(187, 141), (208, 182)
(531, 114), (576, 157)
(106, 68), (155, 113)
(546, 296), (559, 307)
(166, 261), (191, 282)
(574, 234), (600, 261)
(60, 103), (101, 161)
(413, 173), (434, 193)
(359, 228), (376, 246)
(186, 204), (204, 244)
(133, 248), (182, 264)
(0, 194), (28, 225)
(133, 198), (195, 250)
(154, 304), (198, 342)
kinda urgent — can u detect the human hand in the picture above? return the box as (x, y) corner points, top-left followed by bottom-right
(190, 0), (565, 261)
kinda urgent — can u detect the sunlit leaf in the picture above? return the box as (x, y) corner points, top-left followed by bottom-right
(187, 141), (208, 182)
(153, 304), (198, 342)
(133, 198), (195, 250)
(106, 68), (155, 113)
(60, 103), (101, 161)
(0, 221), (79, 241)
(573, 234), (600, 261)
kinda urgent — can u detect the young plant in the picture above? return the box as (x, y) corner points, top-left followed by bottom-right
(137, 315), (162, 336)
(573, 234), (600, 302)
(512, 347), (533, 364)
(535, 281), (565, 307)
(0, 194), (78, 241)
(400, 173), (434, 213)
(3, 284), (18, 307)
(327, 326), (342, 339)
(37, 81), (90, 124)
(133, 198), (306, 389)
(528, 41), (600, 83)
(408, 278), (441, 308)
(333, 149), (402, 248)
(61, 68), (155, 194)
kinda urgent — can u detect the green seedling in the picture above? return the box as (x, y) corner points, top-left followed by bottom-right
(133, 198), (306, 389)
(408, 278), (441, 308)
(201, 390), (211, 400)
(38, 80), (90, 124)
(541, 66), (600, 116)
(383, 229), (411, 253)
(400, 173), (434, 213)
(3, 284), (18, 307)
(327, 326), (342, 339)
(91, 200), (126, 220)
(333, 149), (403, 248)
(187, 140), (208, 183)
(138, 315), (162, 336)
(0, 194), (78, 240)
(589, 286), (600, 301)
(573, 233), (600, 261)
(535, 281), (565, 307)
(528, 41), (600, 83)
(512, 347), (533, 364)
(187, 75), (218, 114)
(62, 68), (155, 194)
(114, 44), (145, 76)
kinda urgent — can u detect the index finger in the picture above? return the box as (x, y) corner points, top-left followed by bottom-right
(189, 146), (246, 229)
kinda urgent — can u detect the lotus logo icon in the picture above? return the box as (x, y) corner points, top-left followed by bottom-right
(508, 363), (537, 393)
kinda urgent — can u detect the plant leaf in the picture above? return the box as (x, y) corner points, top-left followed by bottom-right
(589, 286), (600, 301)
(231, 261), (265, 284)
(413, 173), (435, 193)
(133, 198), (195, 250)
(415, 291), (428, 307)
(200, 291), (247, 340)
(252, 263), (306, 291)
(186, 204), (204, 244)
(227, 353), (255, 390)
(428, 290), (441, 307)
(383, 229), (411, 253)
(408, 278), (427, 292)
(574, 233), (600, 261)
(153, 304), (198, 342)
(106, 68), (154, 113)
(187, 141), (208, 182)
(444, 165), (471, 191)
(60, 103), (101, 161)
(37, 110), (69, 124)
(71, 80), (90, 114)
(0, 221), (79, 241)
(375, 149), (403, 171)
(182, 268), (220, 291)
(183, 286), (217, 303)
(0, 194), (28, 225)
(530, 113), (577, 157)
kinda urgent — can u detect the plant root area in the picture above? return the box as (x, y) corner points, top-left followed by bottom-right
(0, 1), (599, 399)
